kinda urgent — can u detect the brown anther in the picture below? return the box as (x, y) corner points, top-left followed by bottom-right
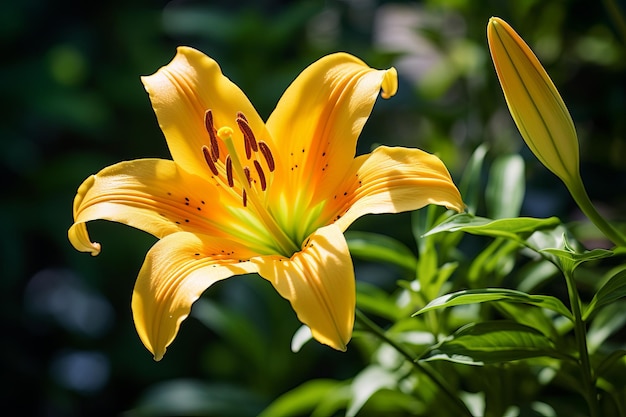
(244, 166), (252, 187)
(202, 145), (219, 176)
(258, 141), (275, 172)
(204, 110), (219, 161)
(242, 189), (248, 207)
(226, 156), (234, 187)
(254, 160), (266, 191)
(236, 117), (258, 153)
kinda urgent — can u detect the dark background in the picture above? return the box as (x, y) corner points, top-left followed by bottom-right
(2, 0), (625, 415)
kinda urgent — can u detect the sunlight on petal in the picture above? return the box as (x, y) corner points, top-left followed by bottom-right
(334, 146), (464, 231)
(142, 46), (271, 179)
(132, 232), (258, 361)
(254, 224), (355, 351)
(69, 159), (232, 255)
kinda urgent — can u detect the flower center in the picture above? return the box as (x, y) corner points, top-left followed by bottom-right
(201, 109), (300, 257)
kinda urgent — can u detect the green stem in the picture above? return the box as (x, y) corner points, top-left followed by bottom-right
(567, 178), (626, 247)
(563, 269), (599, 417)
(355, 310), (473, 417)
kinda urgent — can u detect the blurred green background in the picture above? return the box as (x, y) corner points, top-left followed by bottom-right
(3, 0), (625, 415)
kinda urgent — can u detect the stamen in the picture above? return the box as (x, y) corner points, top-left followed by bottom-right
(236, 117), (258, 153)
(244, 166), (252, 186)
(254, 160), (266, 191)
(258, 141), (275, 172)
(226, 156), (234, 187)
(242, 189), (247, 207)
(202, 145), (219, 176)
(204, 110), (219, 161)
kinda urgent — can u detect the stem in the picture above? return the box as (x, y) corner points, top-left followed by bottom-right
(563, 269), (599, 417)
(355, 310), (473, 417)
(567, 178), (626, 247)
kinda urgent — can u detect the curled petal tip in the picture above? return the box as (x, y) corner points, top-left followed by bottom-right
(381, 67), (398, 99)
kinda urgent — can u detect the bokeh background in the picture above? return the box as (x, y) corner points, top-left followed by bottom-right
(3, 0), (625, 416)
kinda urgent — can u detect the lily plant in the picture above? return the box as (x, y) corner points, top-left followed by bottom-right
(69, 47), (464, 360)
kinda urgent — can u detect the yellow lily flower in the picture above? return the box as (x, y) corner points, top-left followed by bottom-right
(487, 17), (580, 185)
(69, 46), (464, 360)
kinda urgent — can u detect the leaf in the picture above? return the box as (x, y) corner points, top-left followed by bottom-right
(584, 268), (626, 320)
(586, 301), (626, 354)
(346, 365), (397, 417)
(541, 245), (613, 273)
(420, 321), (567, 365)
(129, 379), (265, 417)
(485, 154), (525, 219)
(257, 380), (342, 417)
(290, 325), (313, 353)
(424, 213), (560, 241)
(191, 298), (267, 367)
(458, 143), (489, 215)
(413, 288), (573, 321)
(346, 231), (417, 273)
(356, 281), (402, 322)
(595, 349), (626, 379)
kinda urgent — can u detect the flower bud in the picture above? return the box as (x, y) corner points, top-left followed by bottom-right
(487, 17), (580, 185)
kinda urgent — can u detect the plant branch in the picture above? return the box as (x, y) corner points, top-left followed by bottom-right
(563, 269), (599, 417)
(355, 309), (473, 417)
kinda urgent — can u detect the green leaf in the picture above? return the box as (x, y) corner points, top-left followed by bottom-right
(485, 154), (525, 219)
(191, 298), (267, 367)
(290, 325), (313, 353)
(356, 281), (402, 321)
(420, 321), (567, 365)
(424, 213), (560, 241)
(413, 288), (573, 321)
(541, 245), (613, 273)
(586, 301), (626, 353)
(584, 268), (626, 320)
(458, 143), (489, 215)
(129, 379), (265, 417)
(346, 231), (417, 273)
(346, 366), (397, 417)
(257, 380), (342, 417)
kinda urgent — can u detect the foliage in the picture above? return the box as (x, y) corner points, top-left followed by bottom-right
(4, 0), (626, 416)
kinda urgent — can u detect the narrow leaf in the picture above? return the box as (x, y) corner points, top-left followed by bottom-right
(424, 213), (560, 240)
(413, 288), (573, 321)
(584, 268), (626, 320)
(346, 366), (397, 417)
(420, 321), (567, 365)
(346, 231), (417, 272)
(485, 154), (525, 219)
(257, 380), (342, 417)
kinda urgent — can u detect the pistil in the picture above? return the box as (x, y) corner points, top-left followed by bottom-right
(218, 126), (300, 256)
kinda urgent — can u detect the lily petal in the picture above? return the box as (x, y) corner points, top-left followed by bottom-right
(334, 146), (464, 231)
(132, 232), (258, 361)
(68, 158), (224, 256)
(266, 53), (397, 198)
(142, 46), (270, 178)
(254, 224), (355, 351)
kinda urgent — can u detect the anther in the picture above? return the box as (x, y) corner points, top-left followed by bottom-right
(236, 117), (258, 153)
(258, 141), (275, 172)
(242, 190), (248, 207)
(226, 156), (234, 187)
(244, 166), (252, 187)
(204, 110), (219, 161)
(202, 145), (219, 176)
(254, 160), (266, 191)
